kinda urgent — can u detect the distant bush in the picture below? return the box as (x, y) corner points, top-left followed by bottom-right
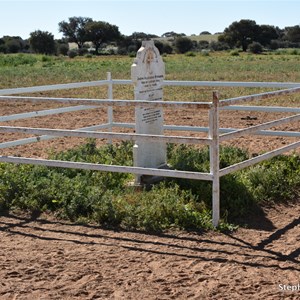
(57, 43), (69, 56)
(209, 41), (230, 51)
(175, 37), (193, 54)
(77, 47), (88, 56)
(269, 39), (281, 50)
(154, 40), (164, 53)
(6, 40), (21, 53)
(0, 44), (6, 53)
(198, 40), (210, 50)
(162, 43), (173, 54)
(117, 47), (128, 55)
(248, 42), (263, 54)
(67, 49), (78, 58)
(200, 31), (211, 35)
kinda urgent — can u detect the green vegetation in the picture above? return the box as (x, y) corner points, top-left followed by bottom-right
(2, 17), (300, 55)
(29, 30), (56, 55)
(2, 52), (300, 97)
(189, 34), (220, 43)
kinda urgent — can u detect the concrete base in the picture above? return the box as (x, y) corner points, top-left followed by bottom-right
(132, 164), (172, 189)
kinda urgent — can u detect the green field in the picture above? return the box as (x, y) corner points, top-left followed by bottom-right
(2, 51), (300, 85)
(1, 51), (300, 103)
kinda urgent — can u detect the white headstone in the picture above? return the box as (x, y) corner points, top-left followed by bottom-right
(131, 40), (166, 176)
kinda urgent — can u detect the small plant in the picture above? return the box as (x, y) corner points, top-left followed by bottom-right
(230, 50), (240, 56)
(185, 51), (196, 57)
(128, 52), (136, 57)
(41, 55), (52, 62)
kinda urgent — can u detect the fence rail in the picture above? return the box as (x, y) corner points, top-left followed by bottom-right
(2, 78), (300, 95)
(0, 73), (299, 227)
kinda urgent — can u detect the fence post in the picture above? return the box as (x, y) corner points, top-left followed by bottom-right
(209, 91), (220, 227)
(107, 72), (113, 143)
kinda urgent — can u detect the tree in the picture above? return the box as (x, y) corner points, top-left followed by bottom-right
(200, 31), (211, 35)
(130, 32), (158, 40)
(0, 38), (5, 53)
(6, 39), (21, 53)
(258, 25), (279, 47)
(85, 21), (121, 54)
(219, 19), (261, 51)
(1, 36), (26, 53)
(174, 37), (193, 53)
(161, 31), (183, 39)
(284, 25), (300, 43)
(58, 16), (93, 48)
(29, 30), (55, 54)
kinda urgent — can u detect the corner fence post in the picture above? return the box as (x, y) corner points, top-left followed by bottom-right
(107, 72), (113, 144)
(209, 91), (220, 227)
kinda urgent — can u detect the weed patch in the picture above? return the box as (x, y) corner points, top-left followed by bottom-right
(0, 140), (299, 231)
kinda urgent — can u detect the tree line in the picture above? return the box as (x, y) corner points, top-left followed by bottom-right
(1, 17), (300, 56)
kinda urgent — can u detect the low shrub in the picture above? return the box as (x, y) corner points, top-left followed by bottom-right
(239, 154), (300, 204)
(185, 51), (196, 57)
(230, 50), (240, 56)
(0, 140), (299, 231)
(93, 183), (213, 231)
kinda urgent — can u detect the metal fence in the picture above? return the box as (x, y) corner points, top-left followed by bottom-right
(0, 72), (299, 227)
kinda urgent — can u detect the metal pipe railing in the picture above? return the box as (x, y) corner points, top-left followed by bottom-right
(0, 75), (299, 228)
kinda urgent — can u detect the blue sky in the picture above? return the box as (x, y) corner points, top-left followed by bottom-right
(1, 0), (299, 39)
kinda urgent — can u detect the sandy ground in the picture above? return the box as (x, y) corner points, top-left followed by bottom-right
(0, 202), (299, 300)
(0, 100), (299, 158)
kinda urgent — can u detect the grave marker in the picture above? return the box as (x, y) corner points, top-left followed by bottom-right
(131, 40), (167, 183)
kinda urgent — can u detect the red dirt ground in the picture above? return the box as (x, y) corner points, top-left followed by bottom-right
(0, 100), (299, 157)
(0, 203), (299, 300)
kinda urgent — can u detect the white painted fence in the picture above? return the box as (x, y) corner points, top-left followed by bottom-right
(0, 73), (299, 227)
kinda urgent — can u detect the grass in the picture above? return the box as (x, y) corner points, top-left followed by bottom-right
(1, 52), (300, 96)
(1, 51), (298, 109)
(1, 52), (300, 107)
